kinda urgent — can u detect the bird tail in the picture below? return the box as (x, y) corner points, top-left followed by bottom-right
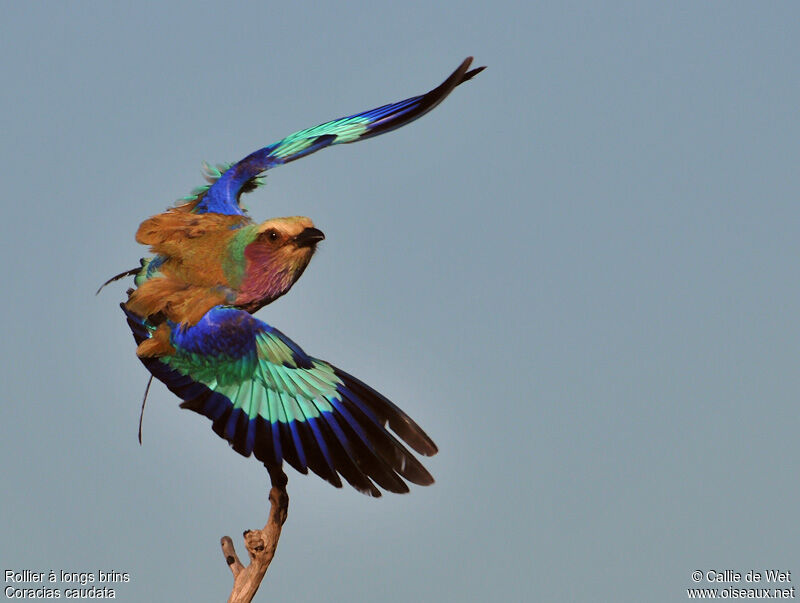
(95, 267), (141, 295)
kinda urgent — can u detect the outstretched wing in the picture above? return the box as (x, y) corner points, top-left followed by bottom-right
(123, 304), (437, 497)
(195, 56), (485, 215)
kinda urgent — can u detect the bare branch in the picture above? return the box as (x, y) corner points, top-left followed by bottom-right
(221, 469), (289, 603)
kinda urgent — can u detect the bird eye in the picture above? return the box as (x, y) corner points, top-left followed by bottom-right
(262, 229), (280, 243)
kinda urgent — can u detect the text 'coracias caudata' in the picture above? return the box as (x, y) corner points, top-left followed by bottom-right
(109, 57), (484, 496)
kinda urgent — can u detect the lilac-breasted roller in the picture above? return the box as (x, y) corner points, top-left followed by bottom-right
(111, 57), (484, 496)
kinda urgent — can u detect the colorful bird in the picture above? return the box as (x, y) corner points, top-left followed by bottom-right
(112, 57), (484, 496)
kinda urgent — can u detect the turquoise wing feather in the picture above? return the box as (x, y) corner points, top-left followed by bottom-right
(194, 57), (485, 215)
(123, 304), (437, 497)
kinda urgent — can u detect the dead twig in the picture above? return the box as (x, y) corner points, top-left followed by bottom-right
(221, 468), (289, 603)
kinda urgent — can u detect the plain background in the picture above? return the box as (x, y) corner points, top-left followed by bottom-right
(2, 2), (798, 601)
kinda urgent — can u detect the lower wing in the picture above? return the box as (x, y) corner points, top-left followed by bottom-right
(122, 304), (437, 497)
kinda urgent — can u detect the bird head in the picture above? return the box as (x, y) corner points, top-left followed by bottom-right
(236, 216), (325, 311)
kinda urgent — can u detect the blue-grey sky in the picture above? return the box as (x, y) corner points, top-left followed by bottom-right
(2, 2), (798, 601)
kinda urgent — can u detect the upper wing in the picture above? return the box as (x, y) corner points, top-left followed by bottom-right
(123, 304), (437, 497)
(194, 56), (485, 215)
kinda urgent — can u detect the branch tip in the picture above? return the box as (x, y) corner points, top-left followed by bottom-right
(220, 475), (289, 602)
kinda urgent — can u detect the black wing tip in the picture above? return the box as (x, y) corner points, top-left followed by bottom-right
(455, 57), (486, 84)
(416, 56), (485, 113)
(419, 440), (439, 457)
(462, 65), (486, 83)
(396, 419), (438, 457)
(339, 370), (440, 457)
(412, 471), (436, 488)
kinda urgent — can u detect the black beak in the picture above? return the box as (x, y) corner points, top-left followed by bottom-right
(295, 227), (325, 248)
